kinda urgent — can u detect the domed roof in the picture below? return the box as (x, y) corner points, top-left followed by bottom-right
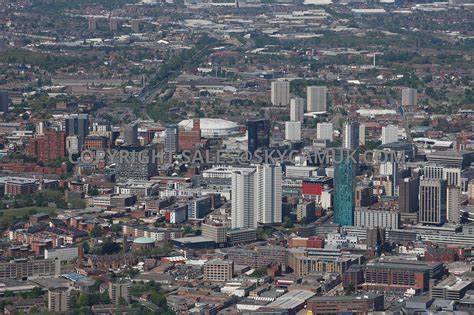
(179, 118), (239, 131)
(133, 237), (154, 244)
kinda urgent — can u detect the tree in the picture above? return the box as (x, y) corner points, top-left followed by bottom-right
(0, 215), (14, 229)
(82, 241), (91, 254)
(250, 267), (267, 278)
(118, 297), (128, 306)
(101, 240), (121, 255)
(90, 225), (102, 237)
(88, 187), (100, 196)
(345, 284), (355, 294)
(111, 224), (123, 233)
(282, 217), (294, 228)
(74, 293), (89, 308)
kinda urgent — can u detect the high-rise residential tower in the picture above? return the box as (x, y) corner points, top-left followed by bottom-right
(307, 86), (327, 112)
(402, 88), (417, 106)
(334, 150), (356, 226)
(231, 168), (257, 229)
(343, 121), (360, 151)
(382, 125), (398, 145)
(255, 164), (282, 225)
(290, 98), (305, 123)
(317, 122), (333, 141)
(271, 81), (290, 106)
(285, 121), (301, 141)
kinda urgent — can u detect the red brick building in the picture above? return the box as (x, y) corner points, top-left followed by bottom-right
(5, 178), (38, 196)
(179, 118), (201, 151)
(362, 261), (446, 292)
(27, 129), (66, 162)
(425, 247), (458, 263)
(342, 265), (364, 288)
(306, 294), (384, 314)
(84, 135), (108, 150)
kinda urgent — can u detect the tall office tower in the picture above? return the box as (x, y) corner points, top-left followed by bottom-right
(131, 20), (140, 33)
(114, 145), (157, 182)
(231, 168), (257, 229)
(424, 165), (462, 187)
(285, 121), (301, 141)
(381, 125), (398, 145)
(247, 118), (270, 154)
(317, 122), (333, 141)
(88, 17), (97, 31)
(27, 129), (66, 162)
(0, 91), (9, 113)
(110, 17), (119, 32)
(447, 186), (461, 224)
(109, 282), (131, 305)
(255, 164), (282, 225)
(343, 121), (360, 150)
(419, 178), (447, 225)
(307, 86), (327, 112)
(398, 177), (420, 213)
(290, 98), (305, 122)
(122, 123), (138, 146)
(334, 150), (356, 226)
(359, 124), (366, 146)
(423, 165), (444, 180)
(271, 81), (290, 106)
(165, 125), (179, 153)
(402, 88), (417, 106)
(48, 288), (71, 312)
(444, 167), (462, 187)
(65, 114), (89, 148)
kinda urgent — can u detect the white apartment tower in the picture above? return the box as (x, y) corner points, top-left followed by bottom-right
(290, 98), (305, 123)
(285, 121), (302, 141)
(271, 81), (290, 106)
(255, 164), (282, 225)
(307, 86), (327, 112)
(317, 122), (333, 141)
(402, 88), (417, 106)
(359, 124), (366, 146)
(231, 165), (282, 228)
(231, 168), (257, 229)
(381, 125), (399, 145)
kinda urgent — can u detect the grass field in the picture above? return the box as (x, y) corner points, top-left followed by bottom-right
(0, 206), (62, 219)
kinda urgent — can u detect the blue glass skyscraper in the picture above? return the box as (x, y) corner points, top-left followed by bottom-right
(334, 149), (356, 226)
(247, 118), (270, 154)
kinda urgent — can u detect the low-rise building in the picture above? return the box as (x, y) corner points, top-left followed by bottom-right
(306, 294), (384, 314)
(48, 288), (71, 312)
(203, 259), (234, 282)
